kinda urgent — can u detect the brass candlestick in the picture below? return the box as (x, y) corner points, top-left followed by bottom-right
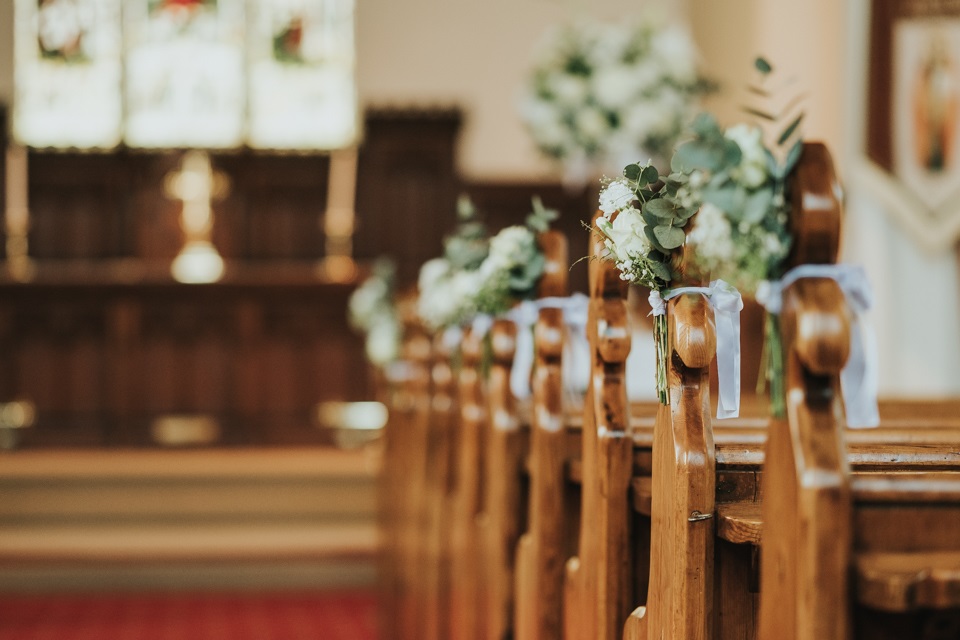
(165, 150), (230, 283)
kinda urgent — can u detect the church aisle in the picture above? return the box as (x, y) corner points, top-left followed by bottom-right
(0, 590), (378, 640)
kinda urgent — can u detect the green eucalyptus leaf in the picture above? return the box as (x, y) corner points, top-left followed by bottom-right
(640, 165), (659, 185)
(653, 225), (686, 249)
(764, 147), (779, 177)
(778, 113), (804, 146)
(742, 188), (774, 224)
(643, 198), (675, 220)
(649, 259), (672, 281)
(676, 206), (699, 221)
(722, 139), (743, 167)
(701, 185), (737, 213)
(648, 249), (668, 263)
(755, 57), (773, 74)
(691, 112), (721, 138)
(783, 138), (804, 176)
(624, 163), (642, 182)
(674, 140), (723, 173)
(644, 225), (667, 253)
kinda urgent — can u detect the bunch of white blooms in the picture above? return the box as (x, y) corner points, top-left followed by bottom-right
(473, 224), (545, 314)
(417, 258), (484, 331)
(521, 20), (709, 175)
(348, 260), (401, 367)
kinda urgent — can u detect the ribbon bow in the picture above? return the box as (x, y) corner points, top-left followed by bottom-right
(756, 264), (879, 428)
(649, 280), (744, 419)
(506, 294), (590, 400)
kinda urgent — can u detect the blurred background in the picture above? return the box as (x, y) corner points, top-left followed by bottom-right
(0, 0), (957, 637)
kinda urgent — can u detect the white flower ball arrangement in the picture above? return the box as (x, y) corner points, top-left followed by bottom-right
(416, 197), (559, 331)
(348, 259), (401, 367)
(521, 20), (711, 176)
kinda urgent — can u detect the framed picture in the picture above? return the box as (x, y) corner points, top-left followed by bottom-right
(850, 0), (960, 250)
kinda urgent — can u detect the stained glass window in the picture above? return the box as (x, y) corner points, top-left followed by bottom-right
(12, 0), (358, 151)
(247, 0), (357, 150)
(13, 0), (124, 149)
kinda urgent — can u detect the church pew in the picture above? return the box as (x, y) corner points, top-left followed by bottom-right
(449, 325), (487, 640)
(562, 143), (960, 640)
(447, 229), (572, 640)
(757, 275), (960, 640)
(381, 312), (433, 640)
(563, 212), (636, 640)
(513, 231), (576, 640)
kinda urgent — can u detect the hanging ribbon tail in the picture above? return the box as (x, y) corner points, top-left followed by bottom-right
(763, 263), (880, 428)
(554, 294), (590, 396)
(471, 313), (495, 340)
(441, 326), (463, 351)
(837, 268), (879, 428)
(506, 301), (538, 400)
(709, 280), (743, 420)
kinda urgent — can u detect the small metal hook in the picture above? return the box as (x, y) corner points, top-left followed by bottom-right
(688, 510), (714, 522)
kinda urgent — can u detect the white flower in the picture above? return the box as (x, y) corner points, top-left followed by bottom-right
(598, 180), (636, 215)
(687, 202), (735, 262)
(574, 107), (610, 146)
(488, 225), (535, 267)
(548, 73), (589, 107)
(651, 26), (698, 83)
(366, 318), (400, 366)
(418, 258), (450, 293)
(592, 64), (643, 110)
(599, 206), (649, 263)
(725, 124), (769, 189)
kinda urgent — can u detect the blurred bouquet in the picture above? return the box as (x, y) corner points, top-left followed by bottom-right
(521, 20), (712, 183)
(417, 196), (559, 331)
(348, 259), (401, 367)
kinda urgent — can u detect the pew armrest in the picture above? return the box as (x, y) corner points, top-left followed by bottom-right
(856, 551), (960, 612)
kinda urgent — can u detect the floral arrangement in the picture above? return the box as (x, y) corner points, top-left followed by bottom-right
(596, 58), (804, 412)
(348, 259), (401, 367)
(416, 196), (491, 331)
(596, 160), (699, 402)
(521, 20), (711, 181)
(417, 197), (559, 331)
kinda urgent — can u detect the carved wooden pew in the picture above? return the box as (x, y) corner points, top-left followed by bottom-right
(512, 231), (577, 640)
(446, 229), (572, 640)
(381, 310), (433, 640)
(563, 213), (635, 640)
(561, 142), (960, 640)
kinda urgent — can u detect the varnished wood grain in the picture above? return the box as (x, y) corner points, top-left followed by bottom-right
(564, 213), (633, 640)
(482, 318), (522, 640)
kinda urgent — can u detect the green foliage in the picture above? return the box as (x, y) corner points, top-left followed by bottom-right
(444, 194), (489, 271)
(525, 196), (560, 233)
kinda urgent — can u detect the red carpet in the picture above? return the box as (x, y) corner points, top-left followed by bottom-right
(0, 591), (378, 640)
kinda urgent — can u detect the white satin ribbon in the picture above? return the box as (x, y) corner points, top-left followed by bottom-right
(756, 264), (879, 428)
(470, 313), (494, 340)
(441, 326), (463, 351)
(506, 294), (590, 400)
(649, 280), (744, 420)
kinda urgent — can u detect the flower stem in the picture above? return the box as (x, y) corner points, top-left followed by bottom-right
(765, 313), (785, 418)
(654, 313), (669, 405)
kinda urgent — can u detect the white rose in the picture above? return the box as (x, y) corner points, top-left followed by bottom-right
(598, 180), (636, 215)
(725, 124), (768, 189)
(574, 106), (610, 146)
(605, 206), (649, 262)
(592, 64), (642, 110)
(651, 26), (698, 84)
(418, 258), (449, 292)
(549, 73), (589, 107)
(687, 202), (734, 262)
